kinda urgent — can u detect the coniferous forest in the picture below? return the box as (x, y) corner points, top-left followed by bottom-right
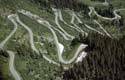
(0, 0), (125, 80)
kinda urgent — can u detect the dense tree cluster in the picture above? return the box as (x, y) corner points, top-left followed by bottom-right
(0, 50), (8, 58)
(15, 43), (42, 59)
(95, 4), (114, 18)
(111, 14), (125, 29)
(62, 33), (125, 80)
(90, 0), (105, 2)
(29, 0), (51, 9)
(0, 69), (3, 80)
(29, 0), (89, 12)
(0, 50), (9, 80)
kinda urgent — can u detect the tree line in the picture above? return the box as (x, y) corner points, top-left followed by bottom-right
(62, 33), (125, 80)
(29, 0), (89, 11)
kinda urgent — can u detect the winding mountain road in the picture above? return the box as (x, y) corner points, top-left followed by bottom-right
(94, 0), (109, 6)
(52, 26), (69, 40)
(1, 1), (124, 80)
(88, 7), (113, 37)
(84, 24), (104, 35)
(94, 20), (112, 38)
(58, 9), (83, 34)
(59, 44), (88, 64)
(89, 7), (125, 21)
(18, 9), (88, 65)
(0, 14), (18, 49)
(7, 50), (22, 80)
(15, 15), (39, 55)
(18, 9), (63, 64)
(72, 12), (88, 36)
(69, 11), (88, 36)
(52, 8), (74, 40)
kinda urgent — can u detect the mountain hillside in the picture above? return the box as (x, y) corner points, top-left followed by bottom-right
(0, 0), (125, 80)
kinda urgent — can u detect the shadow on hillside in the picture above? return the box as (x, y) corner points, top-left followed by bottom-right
(62, 33), (125, 80)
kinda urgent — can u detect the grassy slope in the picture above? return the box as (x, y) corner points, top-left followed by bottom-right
(0, 0), (125, 80)
(0, 0), (61, 80)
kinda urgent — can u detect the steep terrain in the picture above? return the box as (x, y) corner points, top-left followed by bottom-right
(0, 0), (125, 80)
